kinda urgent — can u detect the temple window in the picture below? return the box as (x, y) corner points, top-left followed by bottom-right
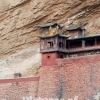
(47, 41), (53, 48)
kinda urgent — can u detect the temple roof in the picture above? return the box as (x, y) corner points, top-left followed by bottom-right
(38, 33), (69, 39)
(38, 22), (60, 28)
(66, 24), (84, 31)
(39, 33), (100, 39)
(68, 34), (100, 41)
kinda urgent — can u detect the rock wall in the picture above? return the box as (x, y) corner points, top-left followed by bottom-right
(0, 44), (41, 79)
(0, 0), (100, 78)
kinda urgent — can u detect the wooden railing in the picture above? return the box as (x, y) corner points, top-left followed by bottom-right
(69, 45), (100, 52)
(40, 45), (100, 53)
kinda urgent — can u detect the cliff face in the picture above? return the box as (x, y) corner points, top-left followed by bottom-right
(0, 0), (100, 78)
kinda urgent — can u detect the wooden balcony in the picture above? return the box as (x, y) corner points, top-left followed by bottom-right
(40, 47), (69, 53)
(40, 48), (59, 53)
(69, 45), (100, 53)
(40, 45), (100, 53)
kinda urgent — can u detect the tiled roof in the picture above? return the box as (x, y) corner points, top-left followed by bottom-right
(66, 24), (83, 31)
(38, 33), (69, 38)
(68, 34), (100, 41)
(38, 22), (60, 28)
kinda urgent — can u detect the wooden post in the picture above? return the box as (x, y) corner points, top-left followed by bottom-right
(44, 38), (47, 49)
(65, 38), (66, 49)
(61, 37), (62, 48)
(82, 40), (85, 48)
(57, 36), (59, 49)
(41, 39), (44, 50)
(95, 38), (97, 46)
(55, 37), (57, 48)
(40, 39), (41, 51)
(68, 42), (70, 50)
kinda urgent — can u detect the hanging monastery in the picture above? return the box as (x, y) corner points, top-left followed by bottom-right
(0, 22), (100, 100)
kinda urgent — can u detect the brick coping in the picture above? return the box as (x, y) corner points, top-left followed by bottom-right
(64, 54), (100, 59)
(42, 54), (100, 68)
(0, 77), (39, 84)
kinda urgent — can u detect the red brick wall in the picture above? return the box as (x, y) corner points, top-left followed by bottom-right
(0, 77), (39, 100)
(38, 66), (60, 98)
(42, 52), (58, 66)
(38, 55), (100, 100)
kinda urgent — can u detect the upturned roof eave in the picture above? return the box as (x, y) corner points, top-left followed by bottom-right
(38, 33), (69, 39)
(38, 22), (60, 28)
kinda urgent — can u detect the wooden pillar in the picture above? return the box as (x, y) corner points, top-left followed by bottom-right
(62, 38), (65, 49)
(57, 36), (59, 49)
(44, 38), (47, 49)
(68, 42), (70, 49)
(41, 39), (44, 50)
(61, 37), (62, 48)
(82, 40), (85, 48)
(95, 38), (97, 46)
(65, 39), (66, 49)
(40, 39), (41, 50)
(51, 37), (53, 48)
(56, 37), (58, 48)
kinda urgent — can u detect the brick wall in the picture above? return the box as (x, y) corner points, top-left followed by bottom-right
(0, 77), (39, 100)
(42, 52), (58, 66)
(38, 54), (100, 100)
(1, 55), (100, 100)
(38, 66), (60, 98)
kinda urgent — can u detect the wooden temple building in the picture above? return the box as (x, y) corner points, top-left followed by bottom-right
(38, 22), (100, 66)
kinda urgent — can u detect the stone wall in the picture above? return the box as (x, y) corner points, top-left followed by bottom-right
(38, 54), (100, 100)
(0, 77), (39, 100)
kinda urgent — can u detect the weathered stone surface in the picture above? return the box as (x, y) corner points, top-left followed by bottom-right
(0, 44), (41, 79)
(0, 0), (100, 78)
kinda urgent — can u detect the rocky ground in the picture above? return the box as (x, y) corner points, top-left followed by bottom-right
(0, 0), (100, 78)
